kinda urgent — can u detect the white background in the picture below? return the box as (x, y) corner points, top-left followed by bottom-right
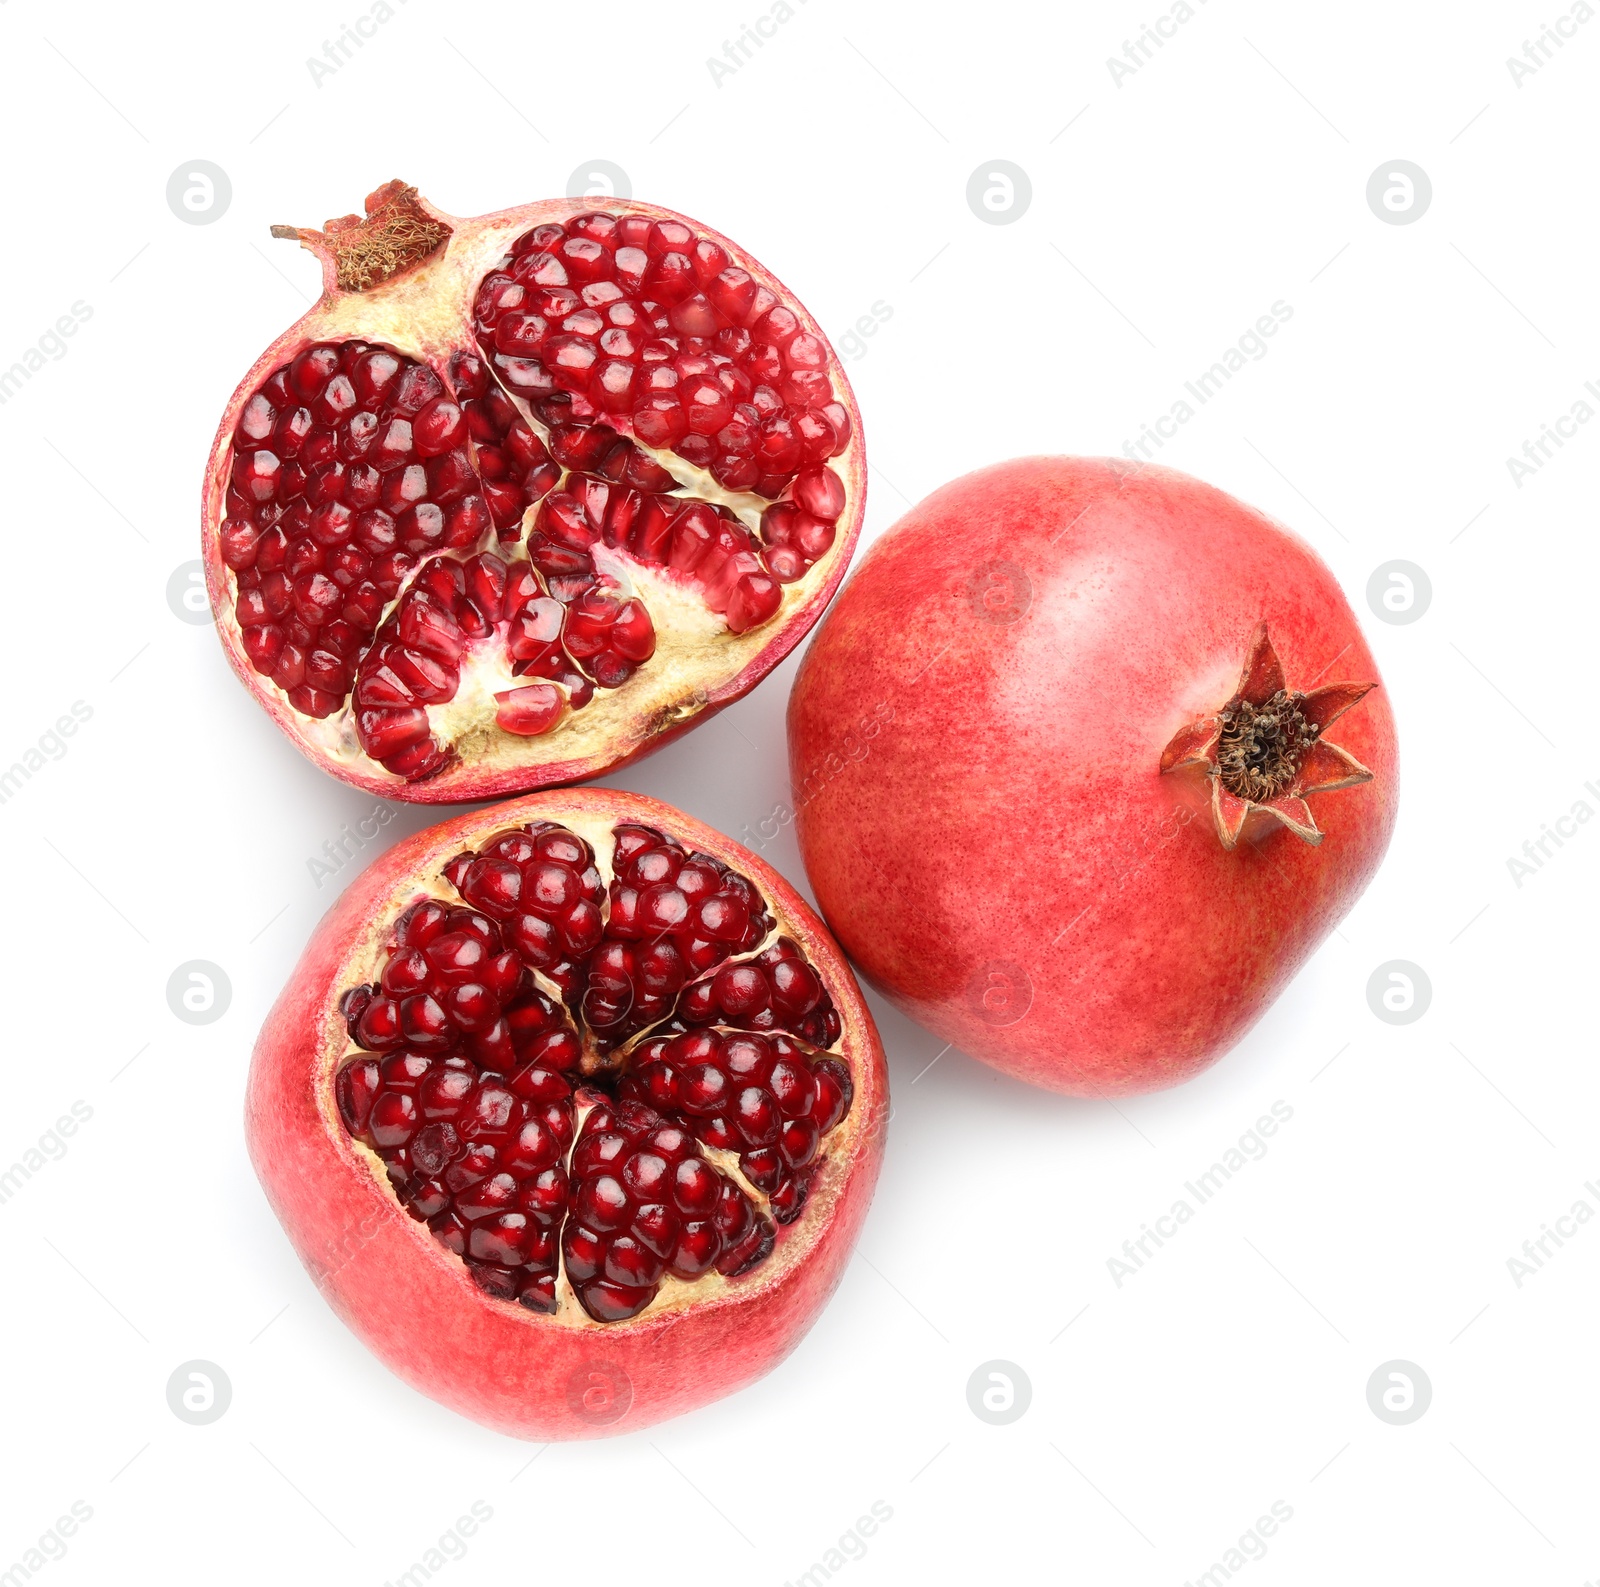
(1, 1), (1596, 1583)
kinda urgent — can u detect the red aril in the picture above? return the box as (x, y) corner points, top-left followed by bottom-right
(205, 183), (864, 800)
(247, 789), (886, 1437)
(787, 457), (1399, 1096)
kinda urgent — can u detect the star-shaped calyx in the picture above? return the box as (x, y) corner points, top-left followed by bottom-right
(1160, 623), (1378, 850)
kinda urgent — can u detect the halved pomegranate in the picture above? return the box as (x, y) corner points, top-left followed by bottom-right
(204, 183), (864, 799)
(247, 789), (886, 1437)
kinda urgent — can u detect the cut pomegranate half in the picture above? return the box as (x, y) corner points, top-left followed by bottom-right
(247, 790), (887, 1438)
(204, 184), (865, 800)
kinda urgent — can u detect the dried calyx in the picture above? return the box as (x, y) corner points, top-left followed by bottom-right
(1215, 689), (1317, 802)
(1162, 624), (1377, 849)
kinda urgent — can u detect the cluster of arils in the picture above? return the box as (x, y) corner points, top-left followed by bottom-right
(220, 344), (483, 718)
(216, 210), (851, 784)
(473, 212), (851, 495)
(334, 820), (853, 1320)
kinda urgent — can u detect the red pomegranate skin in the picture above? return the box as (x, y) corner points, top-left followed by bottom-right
(247, 789), (887, 1438)
(787, 457), (1399, 1096)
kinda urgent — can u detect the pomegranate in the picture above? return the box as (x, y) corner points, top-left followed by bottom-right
(203, 183), (863, 798)
(787, 457), (1397, 1096)
(247, 788), (886, 1438)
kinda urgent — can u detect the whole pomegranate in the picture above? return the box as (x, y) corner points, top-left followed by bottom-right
(204, 182), (863, 799)
(787, 457), (1397, 1096)
(247, 789), (886, 1438)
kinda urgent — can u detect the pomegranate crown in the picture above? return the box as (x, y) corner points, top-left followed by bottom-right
(271, 179), (451, 292)
(1161, 623), (1377, 850)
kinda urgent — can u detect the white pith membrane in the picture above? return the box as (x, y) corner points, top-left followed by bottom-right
(321, 809), (861, 1326)
(209, 194), (862, 792)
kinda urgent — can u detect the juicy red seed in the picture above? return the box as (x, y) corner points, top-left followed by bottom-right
(332, 818), (846, 1323)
